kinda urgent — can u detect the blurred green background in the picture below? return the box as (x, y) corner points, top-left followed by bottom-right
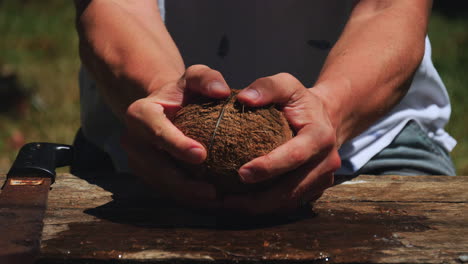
(0, 1), (467, 175)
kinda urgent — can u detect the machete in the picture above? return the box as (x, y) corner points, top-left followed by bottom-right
(0, 143), (73, 264)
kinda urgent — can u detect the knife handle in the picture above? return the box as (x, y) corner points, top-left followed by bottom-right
(6, 143), (73, 183)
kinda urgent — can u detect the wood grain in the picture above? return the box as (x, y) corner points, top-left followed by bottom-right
(1, 173), (467, 264)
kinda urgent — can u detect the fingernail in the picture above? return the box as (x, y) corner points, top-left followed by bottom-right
(239, 168), (255, 183)
(187, 147), (204, 163)
(208, 81), (229, 94)
(241, 88), (260, 101)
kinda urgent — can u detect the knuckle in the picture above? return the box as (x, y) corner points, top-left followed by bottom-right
(126, 99), (166, 137)
(129, 99), (165, 118)
(185, 64), (210, 77)
(151, 103), (166, 114)
(208, 69), (222, 78)
(274, 72), (304, 93)
(251, 76), (274, 89)
(151, 125), (165, 139)
(186, 65), (221, 92)
(201, 70), (223, 89)
(126, 99), (147, 119)
(275, 72), (295, 82)
(275, 72), (302, 91)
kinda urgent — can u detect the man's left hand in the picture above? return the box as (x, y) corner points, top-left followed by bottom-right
(222, 73), (342, 215)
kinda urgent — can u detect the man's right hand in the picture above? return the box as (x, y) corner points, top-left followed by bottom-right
(123, 65), (231, 208)
(75, 0), (230, 207)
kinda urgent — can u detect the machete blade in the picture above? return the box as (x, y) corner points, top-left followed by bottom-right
(0, 177), (51, 264)
(0, 143), (73, 264)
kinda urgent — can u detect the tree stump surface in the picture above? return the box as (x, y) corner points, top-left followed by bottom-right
(1, 173), (467, 264)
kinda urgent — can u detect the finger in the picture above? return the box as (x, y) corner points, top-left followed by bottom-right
(223, 172), (331, 215)
(123, 135), (221, 209)
(183, 64), (231, 98)
(237, 72), (306, 107)
(224, 153), (339, 215)
(239, 124), (336, 183)
(292, 151), (339, 198)
(126, 97), (207, 164)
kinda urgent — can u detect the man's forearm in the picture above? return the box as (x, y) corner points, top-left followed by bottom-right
(312, 0), (432, 146)
(75, 0), (185, 117)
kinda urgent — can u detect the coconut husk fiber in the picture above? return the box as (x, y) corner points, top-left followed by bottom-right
(173, 90), (293, 195)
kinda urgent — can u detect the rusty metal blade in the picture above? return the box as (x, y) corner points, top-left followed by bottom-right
(0, 177), (51, 264)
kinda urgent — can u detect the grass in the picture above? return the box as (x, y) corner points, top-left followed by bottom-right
(429, 13), (468, 174)
(0, 1), (80, 173)
(0, 2), (467, 175)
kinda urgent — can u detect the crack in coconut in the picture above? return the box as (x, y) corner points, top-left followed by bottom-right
(208, 92), (235, 156)
(173, 90), (293, 194)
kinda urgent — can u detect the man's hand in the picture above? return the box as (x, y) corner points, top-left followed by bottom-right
(222, 73), (341, 215)
(75, 1), (232, 207)
(123, 65), (231, 208)
(220, 0), (432, 215)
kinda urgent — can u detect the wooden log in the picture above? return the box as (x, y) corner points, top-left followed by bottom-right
(1, 173), (467, 264)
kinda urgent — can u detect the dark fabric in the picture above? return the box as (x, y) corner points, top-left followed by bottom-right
(70, 128), (115, 176)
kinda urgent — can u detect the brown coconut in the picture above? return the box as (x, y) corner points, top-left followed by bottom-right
(173, 90), (293, 194)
